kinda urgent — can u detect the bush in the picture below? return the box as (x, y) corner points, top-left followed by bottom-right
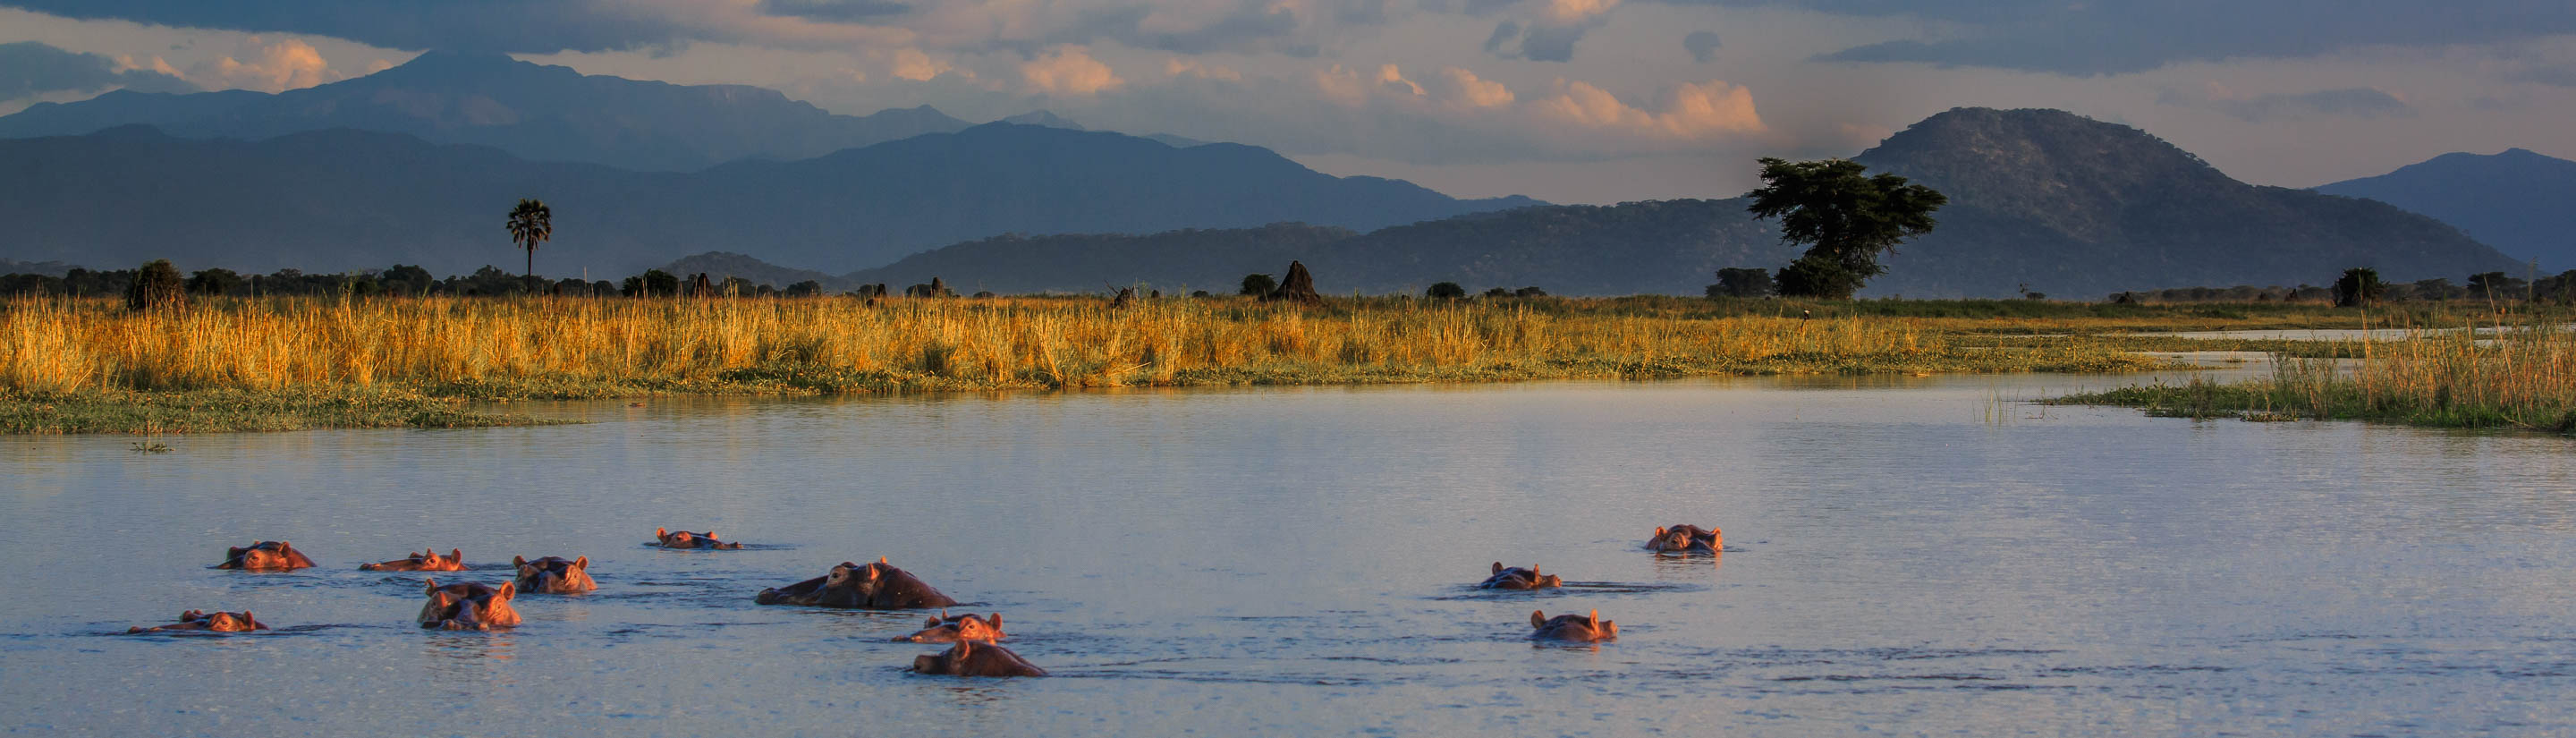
(1708, 267), (1773, 298)
(1240, 273), (1277, 296)
(1426, 282), (1466, 299)
(2333, 267), (2384, 308)
(1513, 286), (1547, 298)
(186, 267), (243, 296)
(126, 259), (186, 312)
(1775, 257), (1861, 300)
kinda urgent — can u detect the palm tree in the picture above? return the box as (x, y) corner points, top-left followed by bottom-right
(506, 199), (552, 278)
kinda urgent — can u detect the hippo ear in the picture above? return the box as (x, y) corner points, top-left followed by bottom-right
(496, 581), (517, 600)
(1588, 609), (1599, 627)
(1530, 610), (1546, 628)
(954, 640), (972, 657)
(656, 527), (668, 538)
(513, 556), (529, 566)
(989, 614), (1002, 629)
(1531, 565), (1540, 577)
(422, 578), (439, 594)
(573, 556), (588, 570)
(879, 556), (889, 564)
(1654, 527), (1666, 539)
(449, 548), (462, 561)
(925, 616), (942, 628)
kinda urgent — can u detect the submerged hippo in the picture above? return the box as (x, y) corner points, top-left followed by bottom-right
(360, 547), (465, 572)
(911, 639), (1046, 677)
(418, 579), (522, 631)
(894, 611), (1005, 643)
(1479, 562), (1563, 590)
(1645, 524), (1722, 553)
(1530, 609), (1618, 642)
(756, 557), (960, 609)
(513, 556), (597, 594)
(214, 540), (318, 571)
(128, 609), (268, 633)
(654, 528), (745, 549)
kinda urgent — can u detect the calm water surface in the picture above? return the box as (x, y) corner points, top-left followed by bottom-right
(5, 372), (2576, 737)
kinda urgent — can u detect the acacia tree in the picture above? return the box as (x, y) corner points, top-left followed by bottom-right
(1744, 158), (1946, 299)
(506, 199), (552, 278)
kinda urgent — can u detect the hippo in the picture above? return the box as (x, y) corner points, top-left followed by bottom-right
(654, 528), (745, 549)
(214, 540), (318, 571)
(756, 557), (959, 609)
(1479, 562), (1563, 590)
(128, 609), (267, 633)
(1530, 609), (1617, 642)
(911, 639), (1046, 677)
(360, 547), (465, 572)
(1645, 524), (1722, 553)
(513, 556), (597, 594)
(418, 579), (522, 631)
(894, 611), (1005, 643)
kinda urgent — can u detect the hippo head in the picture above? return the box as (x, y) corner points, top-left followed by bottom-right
(418, 579), (522, 631)
(896, 611), (1005, 643)
(1530, 609), (1618, 642)
(1483, 562), (1564, 590)
(216, 541), (317, 571)
(911, 639), (1047, 677)
(513, 556), (597, 594)
(1646, 524), (1721, 553)
(360, 547), (463, 572)
(655, 528), (743, 549)
(130, 609), (268, 633)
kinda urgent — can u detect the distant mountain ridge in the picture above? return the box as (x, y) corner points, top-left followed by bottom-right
(0, 50), (971, 171)
(0, 123), (1541, 276)
(2315, 148), (2576, 271)
(709, 108), (2519, 298)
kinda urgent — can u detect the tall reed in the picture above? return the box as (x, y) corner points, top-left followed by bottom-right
(0, 295), (2153, 398)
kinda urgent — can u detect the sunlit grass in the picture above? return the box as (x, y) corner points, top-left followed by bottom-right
(1, 294), (2184, 432)
(2058, 317), (2576, 433)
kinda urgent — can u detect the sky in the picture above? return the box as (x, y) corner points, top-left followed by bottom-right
(0, 1), (2571, 204)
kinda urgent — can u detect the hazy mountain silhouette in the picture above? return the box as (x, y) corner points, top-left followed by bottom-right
(2314, 148), (2576, 271)
(0, 50), (970, 171)
(736, 108), (2521, 298)
(0, 123), (1540, 276)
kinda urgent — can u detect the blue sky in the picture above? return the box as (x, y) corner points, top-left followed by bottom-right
(2, 1), (2571, 203)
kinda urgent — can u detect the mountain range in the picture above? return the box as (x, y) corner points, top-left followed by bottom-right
(2315, 148), (2576, 272)
(0, 122), (1538, 276)
(0, 48), (2532, 298)
(0, 50), (971, 172)
(783, 108), (2519, 298)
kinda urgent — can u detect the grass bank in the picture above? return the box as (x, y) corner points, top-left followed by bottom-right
(3, 295), (2193, 433)
(2055, 319), (2576, 433)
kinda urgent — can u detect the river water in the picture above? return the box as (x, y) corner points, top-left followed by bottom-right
(4, 371), (2575, 737)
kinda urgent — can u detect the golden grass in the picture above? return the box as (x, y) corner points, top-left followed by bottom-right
(0, 294), (2180, 432)
(2061, 318), (2576, 432)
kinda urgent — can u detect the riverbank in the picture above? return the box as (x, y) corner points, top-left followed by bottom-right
(2054, 320), (2576, 434)
(0, 294), (2234, 433)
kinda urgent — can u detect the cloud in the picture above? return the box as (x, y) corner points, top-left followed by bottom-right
(1682, 0), (2576, 75)
(1317, 63), (1403, 105)
(2157, 83), (2413, 123)
(1536, 78), (1764, 139)
(1164, 56), (1241, 81)
(1436, 66), (1513, 108)
(1683, 30), (1719, 63)
(756, 0), (910, 22)
(191, 38), (333, 92)
(890, 47), (950, 81)
(0, 40), (197, 99)
(1021, 46), (1123, 95)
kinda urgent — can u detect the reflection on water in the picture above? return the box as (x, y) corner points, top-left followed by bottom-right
(5, 371), (2576, 736)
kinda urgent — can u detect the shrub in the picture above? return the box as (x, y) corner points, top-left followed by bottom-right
(1427, 282), (1466, 299)
(126, 259), (186, 312)
(1240, 273), (1277, 296)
